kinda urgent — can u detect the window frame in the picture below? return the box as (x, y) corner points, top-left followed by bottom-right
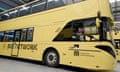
(20, 28), (28, 42)
(0, 32), (5, 42)
(4, 30), (15, 42)
(26, 27), (34, 42)
(31, 0), (47, 14)
(46, 0), (65, 10)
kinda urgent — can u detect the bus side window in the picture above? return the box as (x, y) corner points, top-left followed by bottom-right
(0, 13), (9, 21)
(47, 0), (65, 9)
(0, 32), (4, 42)
(14, 30), (21, 42)
(4, 31), (14, 42)
(72, 22), (86, 41)
(32, 0), (46, 13)
(19, 6), (31, 16)
(21, 29), (27, 41)
(26, 28), (34, 41)
(9, 10), (18, 19)
(73, 0), (85, 3)
(63, 0), (73, 5)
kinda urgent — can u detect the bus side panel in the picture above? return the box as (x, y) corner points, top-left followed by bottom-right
(16, 23), (64, 60)
(112, 31), (120, 41)
(54, 42), (115, 70)
(99, 0), (113, 18)
(17, 42), (41, 60)
(111, 31), (120, 61)
(117, 49), (120, 61)
(0, 42), (12, 56)
(39, 42), (115, 70)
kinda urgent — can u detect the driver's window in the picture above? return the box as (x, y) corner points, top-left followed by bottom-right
(72, 18), (98, 41)
(54, 18), (99, 41)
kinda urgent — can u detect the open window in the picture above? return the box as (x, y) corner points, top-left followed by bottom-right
(72, 18), (98, 41)
(54, 18), (99, 41)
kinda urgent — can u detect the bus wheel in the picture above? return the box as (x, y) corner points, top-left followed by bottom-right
(43, 50), (59, 67)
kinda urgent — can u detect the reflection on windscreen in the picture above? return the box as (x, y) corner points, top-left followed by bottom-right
(115, 23), (120, 30)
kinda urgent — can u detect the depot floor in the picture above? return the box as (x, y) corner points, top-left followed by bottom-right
(0, 57), (119, 72)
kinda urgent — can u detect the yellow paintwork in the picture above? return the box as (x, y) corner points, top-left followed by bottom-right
(112, 22), (120, 61)
(112, 31), (120, 41)
(116, 49), (120, 61)
(0, 0), (116, 71)
(96, 18), (101, 28)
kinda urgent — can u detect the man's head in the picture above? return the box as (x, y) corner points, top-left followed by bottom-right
(78, 27), (84, 33)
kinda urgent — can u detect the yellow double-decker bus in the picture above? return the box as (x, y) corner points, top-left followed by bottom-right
(0, 0), (117, 71)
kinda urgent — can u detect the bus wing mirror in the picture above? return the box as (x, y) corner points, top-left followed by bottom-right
(115, 32), (118, 35)
(96, 18), (101, 28)
(110, 20), (114, 27)
(111, 22), (114, 27)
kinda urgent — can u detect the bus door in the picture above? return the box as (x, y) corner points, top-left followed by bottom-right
(11, 30), (21, 56)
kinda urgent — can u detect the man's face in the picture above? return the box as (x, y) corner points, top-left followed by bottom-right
(78, 28), (84, 33)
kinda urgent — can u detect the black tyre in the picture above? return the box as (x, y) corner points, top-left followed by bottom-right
(43, 50), (59, 67)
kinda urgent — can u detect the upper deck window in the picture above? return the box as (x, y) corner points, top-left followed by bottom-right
(72, 0), (85, 3)
(19, 6), (31, 16)
(0, 0), (85, 21)
(0, 13), (9, 21)
(47, 0), (65, 9)
(9, 10), (18, 19)
(63, 0), (73, 4)
(32, 0), (46, 13)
